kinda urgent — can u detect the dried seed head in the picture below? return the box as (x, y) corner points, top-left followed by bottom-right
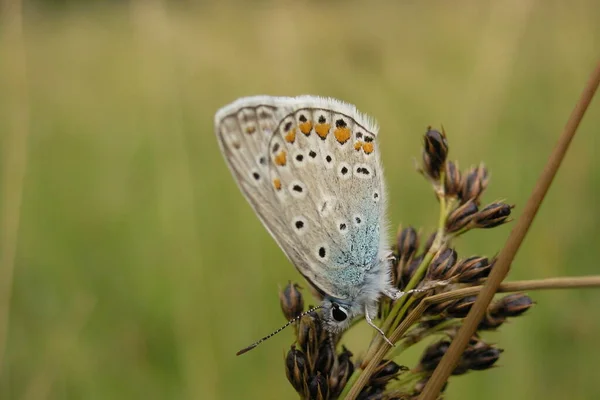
(400, 254), (424, 290)
(427, 247), (458, 281)
(446, 199), (478, 233)
(297, 312), (324, 360)
(454, 256), (492, 283)
(445, 295), (477, 318)
(329, 346), (354, 398)
(315, 341), (335, 376)
(285, 346), (309, 395)
(419, 340), (450, 371)
(396, 226), (419, 263)
(308, 372), (330, 400)
(280, 282), (304, 321)
(490, 293), (534, 318)
(444, 160), (462, 198)
(369, 360), (407, 388)
(478, 313), (506, 330)
(461, 342), (503, 371)
(422, 127), (449, 181)
(461, 164), (489, 205)
(472, 202), (514, 229)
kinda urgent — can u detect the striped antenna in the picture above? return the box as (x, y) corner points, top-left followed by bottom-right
(236, 305), (323, 356)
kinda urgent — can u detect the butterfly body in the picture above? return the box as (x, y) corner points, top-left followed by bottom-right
(215, 96), (400, 335)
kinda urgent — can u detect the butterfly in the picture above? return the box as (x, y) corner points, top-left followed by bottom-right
(214, 96), (403, 352)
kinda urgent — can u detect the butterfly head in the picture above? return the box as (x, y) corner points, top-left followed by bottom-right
(321, 298), (362, 333)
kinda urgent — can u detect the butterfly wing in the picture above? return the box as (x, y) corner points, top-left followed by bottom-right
(215, 96), (389, 300)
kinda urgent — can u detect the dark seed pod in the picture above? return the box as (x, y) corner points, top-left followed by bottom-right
(279, 282), (304, 321)
(396, 226), (419, 263)
(445, 295), (477, 318)
(329, 346), (354, 398)
(446, 199), (478, 233)
(461, 163), (489, 205)
(315, 341), (335, 376)
(400, 254), (424, 290)
(369, 360), (406, 388)
(472, 202), (514, 229)
(444, 160), (462, 198)
(285, 346), (309, 395)
(297, 313), (323, 365)
(427, 247), (458, 281)
(478, 313), (506, 330)
(461, 342), (503, 371)
(422, 127), (449, 181)
(490, 293), (534, 318)
(308, 372), (330, 400)
(454, 256), (492, 283)
(394, 226), (420, 287)
(419, 340), (450, 371)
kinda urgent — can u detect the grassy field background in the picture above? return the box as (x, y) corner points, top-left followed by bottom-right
(1, 0), (600, 399)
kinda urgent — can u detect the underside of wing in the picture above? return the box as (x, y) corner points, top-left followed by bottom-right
(215, 96), (388, 300)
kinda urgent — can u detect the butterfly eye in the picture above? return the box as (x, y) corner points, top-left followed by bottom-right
(331, 303), (348, 322)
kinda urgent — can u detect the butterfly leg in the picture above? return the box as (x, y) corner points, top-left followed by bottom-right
(383, 287), (405, 300)
(365, 306), (395, 347)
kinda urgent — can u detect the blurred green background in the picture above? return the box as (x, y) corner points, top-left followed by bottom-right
(1, 0), (599, 399)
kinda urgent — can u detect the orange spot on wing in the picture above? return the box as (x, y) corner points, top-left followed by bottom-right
(354, 141), (364, 151)
(245, 125), (256, 134)
(274, 151), (287, 166)
(315, 123), (330, 139)
(362, 142), (374, 154)
(285, 129), (296, 143)
(273, 178), (281, 190)
(299, 121), (313, 135)
(334, 127), (351, 144)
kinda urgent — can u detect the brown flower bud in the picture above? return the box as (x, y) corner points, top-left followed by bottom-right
(280, 282), (304, 321)
(419, 340), (450, 371)
(478, 313), (506, 330)
(400, 254), (424, 290)
(444, 160), (462, 198)
(285, 346), (309, 395)
(490, 293), (534, 318)
(472, 202), (513, 229)
(315, 341), (335, 376)
(396, 226), (419, 263)
(461, 164), (489, 205)
(370, 360), (406, 388)
(446, 199), (478, 233)
(422, 127), (449, 181)
(308, 372), (329, 400)
(329, 346), (354, 398)
(460, 341), (503, 371)
(297, 313), (323, 362)
(445, 295), (477, 318)
(427, 247), (458, 280)
(454, 256), (492, 283)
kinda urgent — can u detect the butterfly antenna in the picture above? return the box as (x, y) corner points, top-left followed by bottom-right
(236, 305), (323, 356)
